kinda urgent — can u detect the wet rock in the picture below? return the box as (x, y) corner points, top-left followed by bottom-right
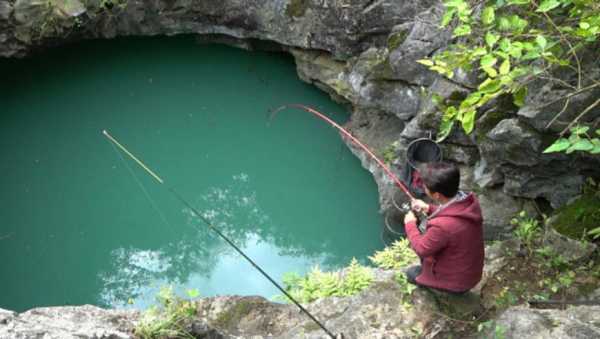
(0, 305), (137, 339)
(492, 305), (600, 339)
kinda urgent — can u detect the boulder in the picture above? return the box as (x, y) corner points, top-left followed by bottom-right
(492, 305), (600, 339)
(0, 305), (137, 339)
(543, 222), (597, 262)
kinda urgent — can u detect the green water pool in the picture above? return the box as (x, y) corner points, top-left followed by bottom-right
(0, 36), (384, 312)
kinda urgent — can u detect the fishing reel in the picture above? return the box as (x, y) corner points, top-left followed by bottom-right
(394, 200), (428, 234)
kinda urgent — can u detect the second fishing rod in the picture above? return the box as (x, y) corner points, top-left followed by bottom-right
(102, 130), (341, 339)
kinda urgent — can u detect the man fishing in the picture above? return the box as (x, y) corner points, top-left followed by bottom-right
(403, 162), (484, 294)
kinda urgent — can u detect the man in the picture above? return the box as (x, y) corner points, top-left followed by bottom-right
(403, 162), (484, 293)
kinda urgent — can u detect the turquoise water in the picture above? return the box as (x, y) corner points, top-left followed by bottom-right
(0, 36), (383, 312)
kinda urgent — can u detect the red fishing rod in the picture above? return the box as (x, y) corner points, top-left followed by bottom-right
(271, 104), (416, 202)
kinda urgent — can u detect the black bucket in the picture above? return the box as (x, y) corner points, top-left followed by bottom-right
(406, 138), (443, 170)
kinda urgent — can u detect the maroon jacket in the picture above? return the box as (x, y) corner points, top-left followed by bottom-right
(405, 192), (484, 292)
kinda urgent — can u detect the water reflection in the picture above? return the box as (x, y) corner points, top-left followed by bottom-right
(99, 173), (333, 308)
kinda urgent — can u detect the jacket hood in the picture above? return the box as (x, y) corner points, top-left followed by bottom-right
(435, 192), (482, 225)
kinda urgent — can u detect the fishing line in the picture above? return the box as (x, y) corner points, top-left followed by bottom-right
(102, 130), (339, 339)
(108, 141), (173, 230)
(270, 104), (416, 202)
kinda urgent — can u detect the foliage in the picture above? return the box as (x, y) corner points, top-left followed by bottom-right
(279, 258), (374, 303)
(394, 272), (418, 308)
(477, 320), (506, 339)
(419, 0), (600, 144)
(381, 144), (397, 165)
(544, 125), (600, 154)
(134, 286), (199, 339)
(511, 210), (541, 254)
(369, 238), (418, 270)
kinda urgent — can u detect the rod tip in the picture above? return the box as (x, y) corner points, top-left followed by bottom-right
(102, 130), (108, 135)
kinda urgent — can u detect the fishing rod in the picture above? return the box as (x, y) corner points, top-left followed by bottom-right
(102, 130), (340, 339)
(271, 104), (416, 202)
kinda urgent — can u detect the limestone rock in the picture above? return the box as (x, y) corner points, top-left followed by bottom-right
(480, 118), (542, 167)
(492, 305), (600, 339)
(386, 3), (450, 86)
(543, 225), (597, 262)
(503, 167), (584, 208)
(0, 305), (137, 339)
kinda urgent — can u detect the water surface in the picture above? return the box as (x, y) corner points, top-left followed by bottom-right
(0, 36), (383, 312)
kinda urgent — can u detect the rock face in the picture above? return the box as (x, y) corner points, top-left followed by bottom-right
(0, 305), (137, 339)
(1, 0), (595, 237)
(492, 305), (600, 339)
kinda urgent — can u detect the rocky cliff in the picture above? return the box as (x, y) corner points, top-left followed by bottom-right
(1, 0), (599, 338)
(2, 0), (598, 238)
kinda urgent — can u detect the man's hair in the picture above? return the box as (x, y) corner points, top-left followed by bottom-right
(419, 162), (460, 198)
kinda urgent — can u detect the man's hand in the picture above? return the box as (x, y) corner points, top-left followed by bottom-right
(411, 199), (429, 213)
(404, 211), (417, 224)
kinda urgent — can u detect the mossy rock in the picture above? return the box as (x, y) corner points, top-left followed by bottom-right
(552, 191), (600, 240)
(285, 0), (309, 18)
(387, 30), (409, 51)
(213, 300), (255, 330)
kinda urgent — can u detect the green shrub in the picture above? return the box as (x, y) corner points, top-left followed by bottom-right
(511, 211), (541, 254)
(369, 239), (418, 270)
(279, 258), (373, 303)
(134, 286), (199, 339)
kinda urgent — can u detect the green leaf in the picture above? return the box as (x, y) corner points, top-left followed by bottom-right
(513, 87), (527, 107)
(461, 110), (476, 134)
(460, 92), (483, 110)
(591, 139), (600, 154)
(571, 126), (590, 135)
(416, 59), (434, 66)
(481, 7), (495, 26)
(580, 22), (591, 30)
(437, 119), (455, 142)
(497, 17), (511, 31)
(596, 129), (600, 136)
(499, 58), (511, 75)
(509, 15), (528, 32)
(480, 54), (498, 68)
(453, 24), (472, 37)
(536, 35), (548, 50)
(543, 138), (570, 153)
(478, 78), (502, 93)
(499, 38), (512, 52)
(483, 66), (498, 77)
(485, 32), (500, 48)
(567, 139), (594, 152)
(441, 9), (456, 27)
(536, 0), (561, 13)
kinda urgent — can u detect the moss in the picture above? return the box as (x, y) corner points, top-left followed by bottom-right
(213, 300), (255, 329)
(552, 192), (600, 240)
(303, 322), (321, 332)
(387, 30), (409, 51)
(285, 0), (309, 18)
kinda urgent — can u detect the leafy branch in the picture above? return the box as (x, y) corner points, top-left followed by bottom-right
(418, 0), (600, 148)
